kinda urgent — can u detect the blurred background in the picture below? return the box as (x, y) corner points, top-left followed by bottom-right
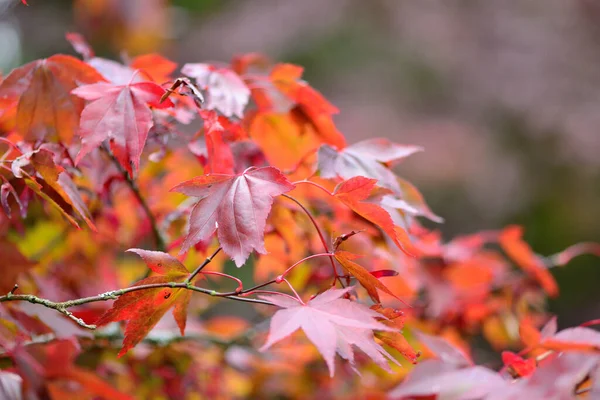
(1, 0), (599, 326)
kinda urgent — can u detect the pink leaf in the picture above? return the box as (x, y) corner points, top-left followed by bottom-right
(388, 359), (505, 400)
(317, 138), (422, 193)
(72, 81), (173, 176)
(171, 167), (295, 266)
(414, 330), (473, 367)
(259, 286), (399, 377)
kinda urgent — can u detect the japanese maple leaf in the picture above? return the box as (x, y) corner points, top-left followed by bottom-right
(259, 286), (399, 376)
(318, 138), (422, 193)
(334, 176), (418, 256)
(334, 250), (402, 304)
(0, 55), (103, 143)
(182, 63), (250, 118)
(95, 249), (192, 357)
(171, 166), (295, 266)
(72, 79), (173, 176)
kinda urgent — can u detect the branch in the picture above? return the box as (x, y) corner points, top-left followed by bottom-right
(0, 282), (275, 330)
(102, 145), (166, 252)
(185, 247), (222, 284)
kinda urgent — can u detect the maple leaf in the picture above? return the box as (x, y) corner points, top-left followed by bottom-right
(334, 176), (418, 256)
(12, 148), (96, 230)
(95, 249), (191, 357)
(0, 239), (36, 294)
(259, 286), (399, 376)
(72, 79), (174, 176)
(0, 55), (103, 143)
(334, 250), (402, 304)
(181, 63), (250, 118)
(500, 225), (558, 297)
(317, 138), (422, 193)
(171, 166), (295, 266)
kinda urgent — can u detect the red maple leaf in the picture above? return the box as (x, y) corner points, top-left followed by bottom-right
(95, 249), (192, 357)
(171, 167), (295, 266)
(0, 55), (102, 143)
(72, 79), (174, 176)
(260, 286), (400, 376)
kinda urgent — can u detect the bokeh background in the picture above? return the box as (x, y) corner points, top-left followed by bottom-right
(1, 0), (599, 326)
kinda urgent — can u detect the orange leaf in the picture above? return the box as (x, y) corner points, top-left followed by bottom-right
(95, 249), (191, 357)
(0, 55), (103, 143)
(334, 176), (418, 256)
(500, 225), (558, 297)
(29, 149), (96, 231)
(334, 250), (402, 304)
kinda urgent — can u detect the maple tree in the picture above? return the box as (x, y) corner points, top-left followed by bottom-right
(0, 23), (600, 399)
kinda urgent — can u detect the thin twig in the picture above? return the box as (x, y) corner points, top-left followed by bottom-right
(102, 145), (166, 251)
(281, 194), (340, 284)
(185, 247), (222, 284)
(0, 281), (275, 330)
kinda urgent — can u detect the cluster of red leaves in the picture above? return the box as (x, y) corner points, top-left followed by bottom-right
(0, 30), (599, 399)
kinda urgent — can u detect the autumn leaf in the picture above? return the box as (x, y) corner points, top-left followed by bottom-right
(95, 249), (191, 357)
(171, 166), (295, 266)
(270, 63), (345, 149)
(370, 305), (420, 364)
(0, 55), (103, 143)
(317, 138), (422, 193)
(334, 250), (402, 304)
(28, 149), (96, 230)
(130, 53), (177, 84)
(72, 79), (174, 176)
(249, 111), (321, 170)
(334, 176), (418, 256)
(0, 239), (36, 294)
(181, 63), (250, 118)
(500, 225), (558, 297)
(259, 286), (399, 376)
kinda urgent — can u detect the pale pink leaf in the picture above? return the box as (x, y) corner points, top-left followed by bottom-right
(259, 287), (398, 377)
(171, 167), (295, 266)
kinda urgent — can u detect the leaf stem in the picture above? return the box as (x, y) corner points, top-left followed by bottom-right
(202, 271), (243, 293)
(277, 252), (333, 281)
(184, 247), (222, 284)
(281, 194), (340, 283)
